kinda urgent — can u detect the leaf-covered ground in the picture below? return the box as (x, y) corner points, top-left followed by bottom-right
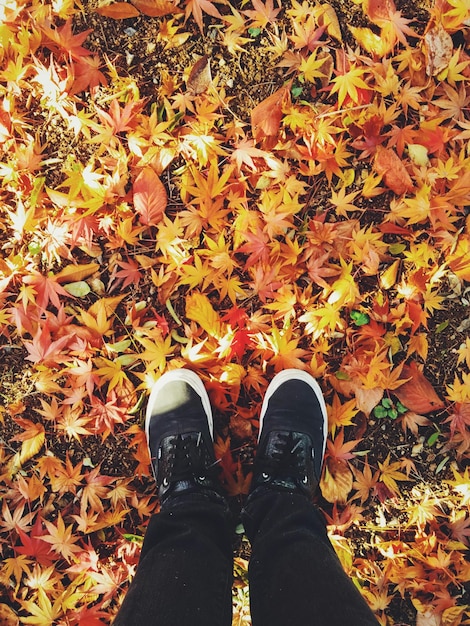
(1, 0), (470, 624)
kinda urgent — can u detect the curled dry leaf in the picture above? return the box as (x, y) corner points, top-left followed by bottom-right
(321, 458), (353, 503)
(187, 55), (212, 94)
(423, 24), (453, 77)
(374, 146), (413, 195)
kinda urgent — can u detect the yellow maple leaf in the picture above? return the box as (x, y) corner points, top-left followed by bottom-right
(327, 394), (358, 435)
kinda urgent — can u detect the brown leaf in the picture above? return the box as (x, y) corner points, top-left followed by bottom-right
(423, 24), (453, 77)
(366, 0), (395, 23)
(321, 459), (353, 503)
(0, 604), (19, 626)
(251, 85), (290, 141)
(187, 55), (212, 95)
(130, 0), (178, 16)
(374, 146), (413, 195)
(95, 2), (141, 18)
(394, 361), (445, 414)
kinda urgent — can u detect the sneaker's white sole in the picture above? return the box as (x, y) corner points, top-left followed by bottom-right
(259, 369), (328, 459)
(144, 369), (214, 447)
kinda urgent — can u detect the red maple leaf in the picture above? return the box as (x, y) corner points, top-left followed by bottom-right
(42, 20), (92, 60)
(15, 516), (55, 566)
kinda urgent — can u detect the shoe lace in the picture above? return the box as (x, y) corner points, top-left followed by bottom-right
(258, 432), (309, 485)
(161, 433), (216, 487)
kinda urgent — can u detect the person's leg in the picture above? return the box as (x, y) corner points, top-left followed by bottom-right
(242, 369), (379, 626)
(113, 369), (233, 626)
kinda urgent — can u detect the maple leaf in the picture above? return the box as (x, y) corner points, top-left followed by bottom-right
(327, 394), (359, 436)
(15, 517), (55, 566)
(378, 454), (409, 496)
(79, 467), (114, 515)
(243, 0), (281, 29)
(42, 20), (92, 60)
(20, 587), (63, 625)
(24, 323), (71, 367)
(230, 138), (271, 172)
(22, 271), (71, 311)
(352, 459), (380, 504)
(236, 228), (271, 267)
(70, 56), (108, 95)
(184, 0), (223, 32)
(0, 501), (35, 533)
(330, 64), (371, 107)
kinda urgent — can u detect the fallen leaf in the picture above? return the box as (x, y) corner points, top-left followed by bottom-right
(0, 604), (19, 626)
(187, 55), (212, 94)
(416, 610), (441, 626)
(394, 361), (445, 414)
(95, 2), (141, 18)
(251, 85), (290, 140)
(130, 0), (178, 16)
(423, 24), (453, 77)
(55, 262), (99, 284)
(321, 458), (353, 503)
(133, 167), (167, 226)
(374, 146), (413, 195)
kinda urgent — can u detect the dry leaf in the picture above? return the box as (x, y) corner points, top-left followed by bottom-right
(416, 610), (441, 626)
(374, 146), (413, 195)
(187, 55), (212, 95)
(133, 167), (167, 226)
(423, 24), (453, 76)
(55, 262), (99, 284)
(321, 458), (353, 503)
(251, 85), (290, 140)
(95, 2), (141, 18)
(366, 0), (396, 23)
(318, 4), (342, 41)
(0, 604), (19, 626)
(130, 0), (178, 16)
(186, 292), (222, 338)
(394, 361), (445, 414)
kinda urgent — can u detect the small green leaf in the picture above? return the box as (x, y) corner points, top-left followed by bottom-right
(427, 431), (440, 446)
(389, 243), (406, 255)
(335, 371), (350, 380)
(388, 408), (398, 419)
(436, 320), (449, 333)
(291, 85), (303, 98)
(248, 27), (261, 36)
(382, 398), (392, 409)
(374, 405), (388, 418)
(396, 401), (408, 414)
(123, 533), (144, 543)
(28, 241), (42, 255)
(350, 310), (370, 326)
(63, 281), (91, 297)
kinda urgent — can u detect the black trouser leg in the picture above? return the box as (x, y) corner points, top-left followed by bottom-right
(242, 489), (380, 626)
(113, 492), (233, 626)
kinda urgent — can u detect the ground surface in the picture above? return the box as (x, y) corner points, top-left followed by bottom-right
(0, 0), (470, 624)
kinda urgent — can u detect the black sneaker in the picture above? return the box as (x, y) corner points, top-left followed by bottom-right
(251, 369), (328, 498)
(145, 369), (220, 502)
